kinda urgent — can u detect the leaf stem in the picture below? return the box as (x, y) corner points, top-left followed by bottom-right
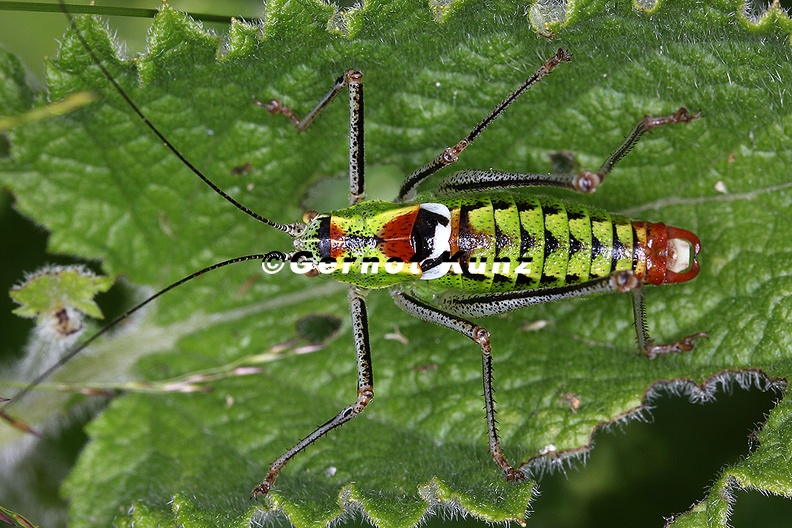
(0, 2), (235, 24)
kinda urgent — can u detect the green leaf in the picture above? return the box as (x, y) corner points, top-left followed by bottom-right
(1, 0), (791, 526)
(10, 266), (112, 321)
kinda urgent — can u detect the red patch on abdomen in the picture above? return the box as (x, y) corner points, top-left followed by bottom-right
(377, 207), (420, 261)
(329, 220), (346, 259)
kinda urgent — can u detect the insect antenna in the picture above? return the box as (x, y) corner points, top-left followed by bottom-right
(56, 0), (304, 237)
(0, 251), (288, 430)
(2, 4), (300, 430)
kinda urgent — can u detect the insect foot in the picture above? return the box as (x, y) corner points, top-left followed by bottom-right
(643, 332), (709, 359)
(504, 467), (527, 482)
(572, 107), (702, 194)
(645, 106), (701, 130)
(250, 476), (274, 498)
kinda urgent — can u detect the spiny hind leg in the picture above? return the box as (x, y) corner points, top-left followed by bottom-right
(630, 285), (706, 358)
(425, 271), (706, 358)
(576, 107), (701, 193)
(388, 270), (705, 484)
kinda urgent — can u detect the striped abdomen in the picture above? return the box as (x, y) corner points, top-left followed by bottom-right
(429, 192), (696, 293)
(295, 193), (699, 292)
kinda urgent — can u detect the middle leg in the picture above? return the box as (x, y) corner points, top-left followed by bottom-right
(397, 48), (572, 201)
(390, 288), (525, 481)
(435, 108), (701, 196)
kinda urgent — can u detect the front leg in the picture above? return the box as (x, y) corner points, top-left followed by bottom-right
(252, 286), (374, 497)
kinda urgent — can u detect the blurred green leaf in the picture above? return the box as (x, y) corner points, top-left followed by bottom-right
(0, 0), (791, 526)
(10, 266), (112, 321)
(0, 503), (41, 528)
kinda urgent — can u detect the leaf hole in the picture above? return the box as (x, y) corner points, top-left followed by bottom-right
(295, 314), (342, 345)
(0, 134), (10, 159)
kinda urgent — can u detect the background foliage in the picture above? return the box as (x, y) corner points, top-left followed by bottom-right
(0, 0), (791, 526)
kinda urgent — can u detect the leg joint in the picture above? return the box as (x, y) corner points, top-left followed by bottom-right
(358, 387), (374, 404)
(573, 170), (603, 193)
(610, 270), (641, 293)
(473, 326), (491, 346)
(345, 69), (363, 84)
